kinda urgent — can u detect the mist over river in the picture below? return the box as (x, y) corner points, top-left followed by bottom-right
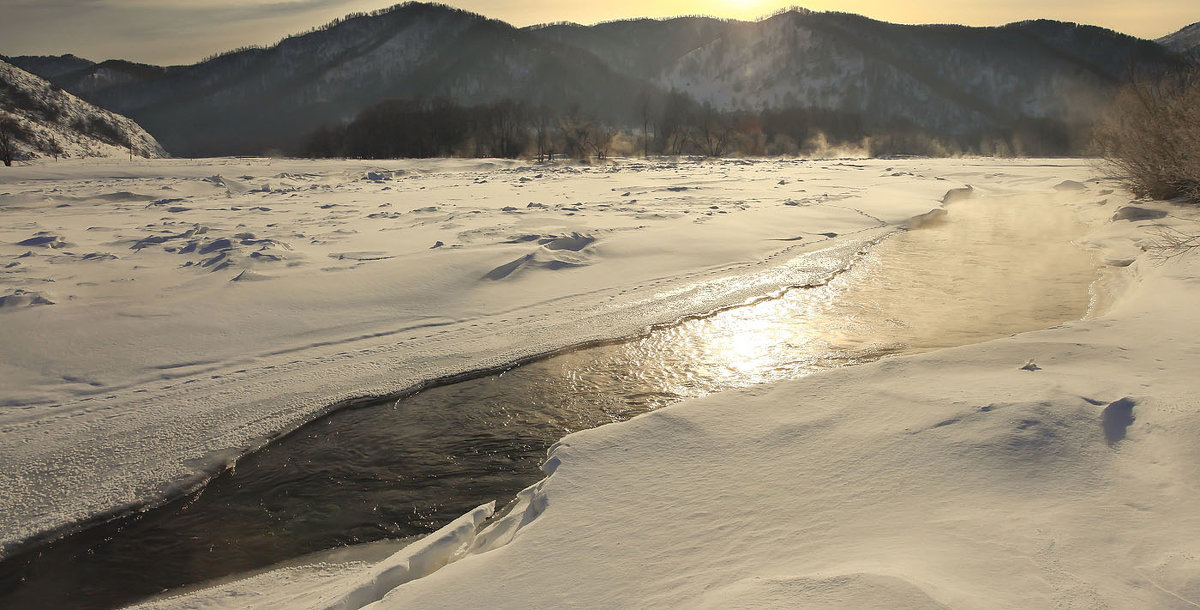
(0, 193), (1099, 609)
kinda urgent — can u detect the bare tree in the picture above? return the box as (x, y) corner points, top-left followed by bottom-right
(587, 122), (615, 160)
(696, 103), (733, 157)
(557, 106), (594, 160)
(636, 88), (653, 159)
(1146, 225), (1200, 261)
(0, 119), (17, 167)
(657, 91), (694, 155)
(46, 135), (62, 161)
(532, 105), (555, 162)
(1095, 67), (1200, 203)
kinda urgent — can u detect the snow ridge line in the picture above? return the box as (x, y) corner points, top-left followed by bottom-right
(327, 442), (568, 607)
(321, 502), (497, 610)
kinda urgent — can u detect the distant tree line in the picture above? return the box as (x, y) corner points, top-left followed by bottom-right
(298, 90), (1093, 161)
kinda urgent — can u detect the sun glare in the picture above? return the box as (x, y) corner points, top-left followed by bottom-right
(734, 0), (773, 15)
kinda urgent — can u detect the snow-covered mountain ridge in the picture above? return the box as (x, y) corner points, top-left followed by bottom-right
(1158, 21), (1200, 55)
(5, 3), (1189, 156)
(0, 59), (165, 161)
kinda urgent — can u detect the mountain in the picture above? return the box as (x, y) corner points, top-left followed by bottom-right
(4, 54), (95, 80)
(532, 12), (1178, 134)
(1158, 22), (1200, 56)
(0, 59), (166, 161)
(7, 3), (1187, 157)
(9, 3), (647, 156)
(527, 16), (745, 81)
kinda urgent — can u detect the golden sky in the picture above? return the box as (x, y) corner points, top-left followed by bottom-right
(0, 0), (1195, 65)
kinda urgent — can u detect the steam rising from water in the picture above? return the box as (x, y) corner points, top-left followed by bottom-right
(550, 192), (1097, 404)
(0, 193), (1099, 610)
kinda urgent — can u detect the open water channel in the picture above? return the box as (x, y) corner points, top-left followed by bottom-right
(0, 193), (1100, 609)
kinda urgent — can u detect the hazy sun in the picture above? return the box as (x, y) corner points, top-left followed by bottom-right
(715, 0), (773, 19)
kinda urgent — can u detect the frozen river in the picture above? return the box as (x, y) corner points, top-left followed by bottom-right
(0, 192), (1099, 608)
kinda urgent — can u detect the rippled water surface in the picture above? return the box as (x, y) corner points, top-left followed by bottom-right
(0, 195), (1098, 609)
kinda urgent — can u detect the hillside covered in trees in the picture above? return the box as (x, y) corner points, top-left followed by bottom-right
(7, 3), (1195, 158)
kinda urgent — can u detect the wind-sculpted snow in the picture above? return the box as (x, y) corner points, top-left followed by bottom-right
(318, 502), (495, 610)
(326, 189), (1200, 609)
(0, 156), (927, 555)
(114, 157), (1200, 610)
(0, 156), (1096, 564)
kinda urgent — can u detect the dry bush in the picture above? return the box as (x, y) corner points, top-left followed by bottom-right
(1145, 225), (1200, 261)
(1095, 69), (1200, 203)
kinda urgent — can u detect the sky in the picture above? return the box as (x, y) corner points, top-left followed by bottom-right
(0, 0), (1195, 66)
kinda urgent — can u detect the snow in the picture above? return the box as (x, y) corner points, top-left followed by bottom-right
(12, 155), (1194, 610)
(0, 59), (166, 161)
(125, 158), (1200, 609)
(1, 155), (963, 555)
(1158, 21), (1200, 54)
(368, 203), (1200, 608)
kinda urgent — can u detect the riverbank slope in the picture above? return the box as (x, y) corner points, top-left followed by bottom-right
(373, 190), (1200, 608)
(140, 168), (1200, 609)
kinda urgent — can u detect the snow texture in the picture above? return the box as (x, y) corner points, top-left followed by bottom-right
(1, 155), (964, 556)
(1158, 21), (1200, 55)
(0, 59), (166, 161)
(133, 159), (1200, 609)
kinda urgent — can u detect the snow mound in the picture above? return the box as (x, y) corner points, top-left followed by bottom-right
(349, 193), (1200, 609)
(15, 232), (68, 249)
(0, 289), (54, 310)
(483, 233), (598, 280)
(320, 502), (494, 610)
(694, 573), (951, 609)
(1112, 206), (1167, 222)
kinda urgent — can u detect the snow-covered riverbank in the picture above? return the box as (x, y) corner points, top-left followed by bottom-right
(2, 156), (968, 554)
(370, 194), (1200, 610)
(135, 162), (1200, 609)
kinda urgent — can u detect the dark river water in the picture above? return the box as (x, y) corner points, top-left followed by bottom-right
(0, 194), (1098, 609)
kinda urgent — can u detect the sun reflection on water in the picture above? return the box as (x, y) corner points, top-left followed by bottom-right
(7, 194), (1103, 610)
(554, 193), (1097, 410)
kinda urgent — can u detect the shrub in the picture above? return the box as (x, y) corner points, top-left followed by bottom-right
(0, 117), (30, 166)
(1094, 68), (1200, 203)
